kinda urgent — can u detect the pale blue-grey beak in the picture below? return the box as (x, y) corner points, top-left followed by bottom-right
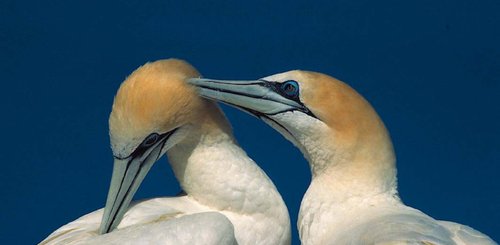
(187, 78), (313, 117)
(99, 130), (175, 234)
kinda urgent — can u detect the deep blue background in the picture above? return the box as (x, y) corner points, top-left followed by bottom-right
(1, 0), (499, 244)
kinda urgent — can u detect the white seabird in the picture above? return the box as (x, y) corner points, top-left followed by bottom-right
(189, 70), (497, 245)
(40, 59), (291, 245)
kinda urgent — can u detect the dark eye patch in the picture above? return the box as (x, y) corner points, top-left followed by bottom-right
(113, 129), (180, 160)
(279, 80), (300, 99)
(259, 79), (318, 119)
(130, 133), (159, 158)
(142, 133), (159, 147)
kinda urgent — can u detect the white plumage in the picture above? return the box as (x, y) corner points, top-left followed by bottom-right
(189, 70), (497, 245)
(42, 203), (236, 245)
(40, 59), (291, 245)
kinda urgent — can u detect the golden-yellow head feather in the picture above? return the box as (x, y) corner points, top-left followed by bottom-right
(293, 71), (389, 147)
(259, 70), (396, 180)
(109, 59), (228, 158)
(289, 71), (396, 181)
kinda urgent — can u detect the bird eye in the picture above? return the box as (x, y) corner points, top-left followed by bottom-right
(142, 133), (159, 147)
(280, 80), (299, 98)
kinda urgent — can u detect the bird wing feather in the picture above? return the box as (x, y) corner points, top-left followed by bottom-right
(39, 196), (236, 245)
(331, 209), (497, 245)
(438, 221), (497, 245)
(332, 211), (456, 245)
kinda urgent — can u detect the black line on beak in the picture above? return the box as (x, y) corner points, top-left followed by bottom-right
(156, 137), (167, 161)
(197, 80), (318, 119)
(106, 158), (141, 232)
(195, 79), (265, 86)
(104, 157), (132, 233)
(196, 84), (268, 101)
(104, 128), (179, 233)
(218, 100), (299, 143)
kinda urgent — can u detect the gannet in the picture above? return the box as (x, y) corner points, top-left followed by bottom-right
(189, 71), (497, 245)
(40, 59), (291, 245)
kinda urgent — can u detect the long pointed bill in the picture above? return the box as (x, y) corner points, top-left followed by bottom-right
(99, 140), (165, 234)
(187, 78), (308, 116)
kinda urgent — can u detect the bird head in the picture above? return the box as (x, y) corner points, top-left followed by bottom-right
(188, 71), (395, 180)
(100, 59), (225, 234)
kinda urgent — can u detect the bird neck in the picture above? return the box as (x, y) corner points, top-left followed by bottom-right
(307, 123), (398, 198)
(274, 109), (398, 199)
(292, 107), (400, 244)
(166, 114), (291, 244)
(166, 105), (289, 220)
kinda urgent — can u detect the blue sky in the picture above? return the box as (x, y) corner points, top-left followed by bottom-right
(1, 0), (499, 244)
